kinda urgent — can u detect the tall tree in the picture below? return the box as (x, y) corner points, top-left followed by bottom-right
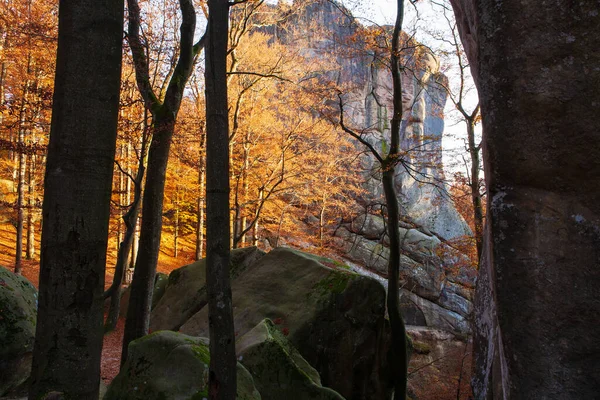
(28, 0), (123, 398)
(121, 0), (206, 363)
(205, 0), (236, 397)
(338, 0), (409, 397)
(430, 0), (482, 259)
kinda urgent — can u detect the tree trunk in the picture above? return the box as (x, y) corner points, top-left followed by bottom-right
(26, 153), (35, 259)
(467, 117), (483, 260)
(28, 0), (123, 397)
(205, 0), (236, 397)
(122, 112), (175, 363)
(195, 162), (205, 260)
(121, 0), (201, 363)
(15, 128), (25, 273)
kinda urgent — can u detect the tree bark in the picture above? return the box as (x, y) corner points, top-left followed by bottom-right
(205, 0), (236, 397)
(28, 0), (123, 397)
(466, 116), (483, 260)
(26, 153), (36, 259)
(121, 0), (203, 363)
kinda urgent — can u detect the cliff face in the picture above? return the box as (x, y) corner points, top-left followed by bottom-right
(271, 0), (471, 241)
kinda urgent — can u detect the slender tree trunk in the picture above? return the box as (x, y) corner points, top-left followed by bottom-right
(174, 196), (179, 258)
(28, 0), (123, 397)
(467, 118), (483, 260)
(26, 153), (35, 259)
(15, 129), (26, 273)
(122, 112), (176, 363)
(121, 0), (201, 363)
(195, 162), (205, 260)
(14, 72), (30, 274)
(386, 3), (409, 398)
(205, 0), (236, 397)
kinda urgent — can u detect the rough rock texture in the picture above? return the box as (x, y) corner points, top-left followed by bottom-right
(236, 319), (345, 400)
(451, 0), (600, 398)
(335, 223), (474, 334)
(0, 266), (37, 396)
(149, 246), (264, 331)
(406, 327), (472, 400)
(104, 331), (261, 400)
(159, 247), (392, 400)
(400, 289), (469, 334)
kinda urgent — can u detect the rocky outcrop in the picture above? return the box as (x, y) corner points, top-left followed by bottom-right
(334, 216), (475, 335)
(149, 246), (264, 331)
(152, 247), (393, 400)
(266, 0), (471, 241)
(0, 266), (37, 396)
(451, 0), (600, 398)
(236, 319), (345, 400)
(104, 331), (261, 400)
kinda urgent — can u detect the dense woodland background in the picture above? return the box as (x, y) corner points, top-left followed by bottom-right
(0, 0), (481, 281)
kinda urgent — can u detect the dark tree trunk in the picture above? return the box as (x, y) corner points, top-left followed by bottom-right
(338, 1), (408, 398)
(386, 3), (408, 398)
(205, 0), (236, 397)
(28, 0), (123, 398)
(466, 117), (483, 260)
(121, 0), (202, 363)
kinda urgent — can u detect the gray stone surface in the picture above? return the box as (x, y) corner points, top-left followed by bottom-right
(400, 289), (469, 334)
(452, 0), (600, 397)
(149, 246), (265, 331)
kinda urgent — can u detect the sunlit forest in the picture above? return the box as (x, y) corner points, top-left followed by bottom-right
(4, 0), (594, 399)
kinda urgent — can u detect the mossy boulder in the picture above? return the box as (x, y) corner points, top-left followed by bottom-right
(104, 330), (261, 400)
(237, 319), (344, 400)
(119, 272), (171, 318)
(0, 265), (37, 396)
(176, 247), (392, 400)
(150, 246), (265, 331)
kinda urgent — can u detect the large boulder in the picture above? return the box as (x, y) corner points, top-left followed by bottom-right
(452, 0), (600, 398)
(237, 319), (345, 400)
(171, 247), (392, 400)
(0, 266), (37, 396)
(150, 246), (265, 331)
(104, 331), (261, 400)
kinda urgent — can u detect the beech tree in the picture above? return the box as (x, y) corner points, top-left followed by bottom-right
(338, 0), (409, 397)
(205, 0), (236, 396)
(121, 0), (206, 362)
(28, 0), (123, 398)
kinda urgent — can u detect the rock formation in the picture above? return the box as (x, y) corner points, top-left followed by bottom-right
(0, 266), (37, 397)
(151, 247), (394, 400)
(104, 331), (261, 400)
(451, 0), (600, 398)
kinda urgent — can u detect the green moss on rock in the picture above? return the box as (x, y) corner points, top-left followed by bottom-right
(104, 331), (261, 400)
(0, 265), (37, 396)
